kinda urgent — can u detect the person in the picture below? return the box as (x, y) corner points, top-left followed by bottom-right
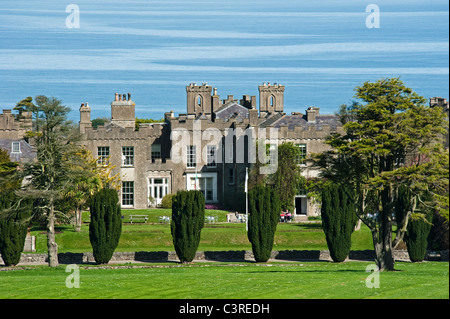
(235, 211), (240, 223)
(280, 211), (285, 223)
(286, 211), (292, 222)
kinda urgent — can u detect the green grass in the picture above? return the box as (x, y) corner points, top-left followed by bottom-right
(28, 209), (375, 253)
(0, 261), (447, 299)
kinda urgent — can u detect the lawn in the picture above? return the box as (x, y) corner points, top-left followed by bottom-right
(28, 209), (374, 253)
(0, 261), (447, 299)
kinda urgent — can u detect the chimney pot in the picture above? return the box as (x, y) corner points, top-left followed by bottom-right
(115, 93), (119, 101)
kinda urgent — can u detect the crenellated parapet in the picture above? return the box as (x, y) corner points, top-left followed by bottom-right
(0, 109), (32, 139)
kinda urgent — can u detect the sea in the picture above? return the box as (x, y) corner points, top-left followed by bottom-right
(0, 0), (448, 122)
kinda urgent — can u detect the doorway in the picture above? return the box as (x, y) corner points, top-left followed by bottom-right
(295, 196), (307, 216)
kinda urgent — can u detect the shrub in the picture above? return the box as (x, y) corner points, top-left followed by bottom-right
(0, 192), (32, 266)
(321, 184), (357, 262)
(247, 185), (281, 262)
(405, 213), (433, 262)
(89, 188), (122, 264)
(161, 193), (175, 209)
(171, 190), (205, 263)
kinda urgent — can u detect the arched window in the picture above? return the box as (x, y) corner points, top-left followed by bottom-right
(269, 95), (275, 108)
(197, 95), (202, 107)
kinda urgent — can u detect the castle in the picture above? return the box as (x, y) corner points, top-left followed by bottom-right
(1, 83), (448, 220)
(78, 83), (345, 219)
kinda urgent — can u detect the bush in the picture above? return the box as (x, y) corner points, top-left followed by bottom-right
(171, 190), (205, 263)
(321, 184), (357, 262)
(247, 185), (281, 262)
(0, 192), (32, 266)
(405, 213), (433, 262)
(89, 188), (122, 264)
(161, 193), (175, 209)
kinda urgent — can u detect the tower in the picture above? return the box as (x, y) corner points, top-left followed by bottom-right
(258, 82), (284, 116)
(186, 83), (212, 115)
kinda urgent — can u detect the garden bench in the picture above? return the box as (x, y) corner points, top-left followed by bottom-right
(129, 215), (148, 224)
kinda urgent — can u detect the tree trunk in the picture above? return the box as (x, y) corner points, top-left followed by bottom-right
(374, 188), (396, 271)
(47, 201), (59, 267)
(75, 207), (82, 232)
(354, 219), (362, 231)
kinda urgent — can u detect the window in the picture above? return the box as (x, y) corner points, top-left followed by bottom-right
(148, 177), (170, 205)
(228, 168), (235, 185)
(122, 146), (134, 166)
(122, 181), (134, 206)
(191, 177), (213, 201)
(270, 95), (275, 107)
(11, 141), (20, 153)
(206, 145), (216, 167)
(187, 145), (196, 168)
(226, 142), (233, 163)
(97, 146), (110, 165)
(151, 144), (161, 161)
(197, 95), (202, 107)
(296, 144), (307, 165)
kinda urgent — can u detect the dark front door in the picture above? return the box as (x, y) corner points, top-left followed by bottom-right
(295, 197), (307, 215)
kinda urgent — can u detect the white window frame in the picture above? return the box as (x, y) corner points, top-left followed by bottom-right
(97, 146), (110, 166)
(187, 145), (196, 168)
(11, 141), (21, 153)
(122, 146), (134, 167)
(148, 177), (170, 206)
(296, 143), (307, 166)
(206, 145), (217, 168)
(122, 181), (134, 206)
(186, 172), (217, 203)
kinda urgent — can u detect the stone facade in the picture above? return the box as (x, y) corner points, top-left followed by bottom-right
(0, 109), (36, 163)
(76, 84), (448, 219)
(79, 83), (346, 219)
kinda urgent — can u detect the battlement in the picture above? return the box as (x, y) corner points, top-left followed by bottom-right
(84, 121), (165, 140)
(0, 109), (32, 139)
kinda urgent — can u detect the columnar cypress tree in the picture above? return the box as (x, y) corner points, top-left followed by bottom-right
(89, 188), (122, 264)
(405, 213), (433, 262)
(321, 184), (357, 262)
(247, 185), (281, 262)
(0, 193), (32, 266)
(171, 190), (205, 263)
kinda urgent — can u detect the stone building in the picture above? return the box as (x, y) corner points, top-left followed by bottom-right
(78, 83), (344, 220)
(0, 109), (36, 163)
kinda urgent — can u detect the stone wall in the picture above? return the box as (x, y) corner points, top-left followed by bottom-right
(1, 250), (448, 265)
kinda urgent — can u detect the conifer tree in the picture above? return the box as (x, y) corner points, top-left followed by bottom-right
(89, 188), (122, 264)
(321, 184), (357, 262)
(405, 213), (433, 262)
(247, 185), (281, 262)
(0, 192), (32, 266)
(171, 190), (205, 263)
(0, 149), (32, 266)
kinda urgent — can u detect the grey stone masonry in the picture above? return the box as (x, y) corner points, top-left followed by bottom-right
(1, 250), (448, 265)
